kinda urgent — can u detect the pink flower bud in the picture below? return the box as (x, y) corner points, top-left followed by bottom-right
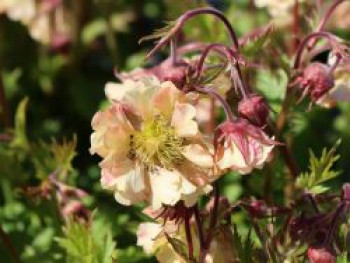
(238, 94), (270, 126)
(214, 119), (276, 174)
(307, 246), (336, 263)
(118, 59), (188, 89)
(299, 63), (334, 101)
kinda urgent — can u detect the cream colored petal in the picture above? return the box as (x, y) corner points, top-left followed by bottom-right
(171, 102), (198, 137)
(217, 142), (247, 171)
(149, 168), (182, 209)
(101, 163), (147, 206)
(182, 144), (214, 169)
(105, 81), (134, 102)
(137, 223), (163, 254)
(152, 81), (180, 117)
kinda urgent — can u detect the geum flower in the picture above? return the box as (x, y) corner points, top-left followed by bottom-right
(90, 77), (217, 209)
(214, 119), (275, 174)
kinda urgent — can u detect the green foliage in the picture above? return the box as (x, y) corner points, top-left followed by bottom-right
(296, 140), (341, 194)
(232, 225), (255, 263)
(241, 24), (274, 57)
(56, 216), (117, 263)
(255, 69), (288, 113)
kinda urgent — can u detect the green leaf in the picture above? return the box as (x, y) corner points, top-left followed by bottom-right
(296, 140), (341, 194)
(255, 69), (288, 113)
(56, 216), (117, 263)
(11, 97), (29, 149)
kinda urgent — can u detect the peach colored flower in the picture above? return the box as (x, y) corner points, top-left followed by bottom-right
(215, 120), (275, 174)
(136, 219), (236, 263)
(90, 77), (216, 209)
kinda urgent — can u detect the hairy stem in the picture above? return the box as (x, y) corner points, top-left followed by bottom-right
(146, 7), (239, 59)
(196, 86), (236, 122)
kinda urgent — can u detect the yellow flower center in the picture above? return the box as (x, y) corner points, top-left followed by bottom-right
(132, 116), (183, 168)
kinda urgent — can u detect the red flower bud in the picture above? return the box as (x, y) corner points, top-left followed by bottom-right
(299, 63), (334, 101)
(238, 94), (270, 127)
(307, 246), (336, 263)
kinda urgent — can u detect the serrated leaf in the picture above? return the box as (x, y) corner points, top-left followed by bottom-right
(255, 69), (288, 113)
(241, 24), (274, 57)
(56, 216), (117, 263)
(296, 140), (341, 194)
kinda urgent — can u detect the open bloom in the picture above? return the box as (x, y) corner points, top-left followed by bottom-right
(90, 77), (216, 209)
(214, 119), (275, 174)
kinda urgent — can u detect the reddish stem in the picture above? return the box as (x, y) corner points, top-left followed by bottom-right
(146, 8), (240, 59)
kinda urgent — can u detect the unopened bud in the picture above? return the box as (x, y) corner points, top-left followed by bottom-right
(307, 246), (335, 263)
(301, 63), (334, 101)
(238, 94), (269, 126)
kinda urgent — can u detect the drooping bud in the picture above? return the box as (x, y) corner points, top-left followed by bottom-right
(307, 246), (336, 263)
(117, 59), (188, 89)
(214, 119), (275, 174)
(238, 94), (270, 126)
(299, 63), (334, 102)
(241, 199), (290, 218)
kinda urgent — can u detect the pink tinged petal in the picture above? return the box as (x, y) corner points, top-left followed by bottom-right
(101, 163), (147, 206)
(152, 81), (180, 117)
(217, 141), (249, 173)
(136, 223), (163, 254)
(171, 102), (198, 137)
(182, 144), (214, 169)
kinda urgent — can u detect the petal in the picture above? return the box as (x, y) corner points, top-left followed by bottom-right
(152, 81), (180, 117)
(101, 162), (147, 206)
(182, 144), (214, 169)
(149, 168), (182, 209)
(137, 223), (163, 254)
(171, 102), (198, 137)
(105, 81), (134, 102)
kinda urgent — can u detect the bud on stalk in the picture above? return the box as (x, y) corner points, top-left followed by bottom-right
(238, 94), (269, 127)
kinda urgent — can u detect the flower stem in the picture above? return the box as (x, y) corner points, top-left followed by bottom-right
(0, 225), (21, 263)
(196, 86), (236, 122)
(294, 31), (338, 69)
(315, 0), (345, 34)
(184, 210), (194, 260)
(193, 205), (206, 262)
(146, 7), (240, 59)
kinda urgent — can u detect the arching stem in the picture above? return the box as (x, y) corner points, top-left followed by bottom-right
(146, 7), (240, 59)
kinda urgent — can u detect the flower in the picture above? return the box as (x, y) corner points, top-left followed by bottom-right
(307, 246), (336, 263)
(296, 63), (335, 103)
(90, 77), (216, 209)
(238, 94), (270, 127)
(214, 119), (275, 174)
(117, 58), (189, 89)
